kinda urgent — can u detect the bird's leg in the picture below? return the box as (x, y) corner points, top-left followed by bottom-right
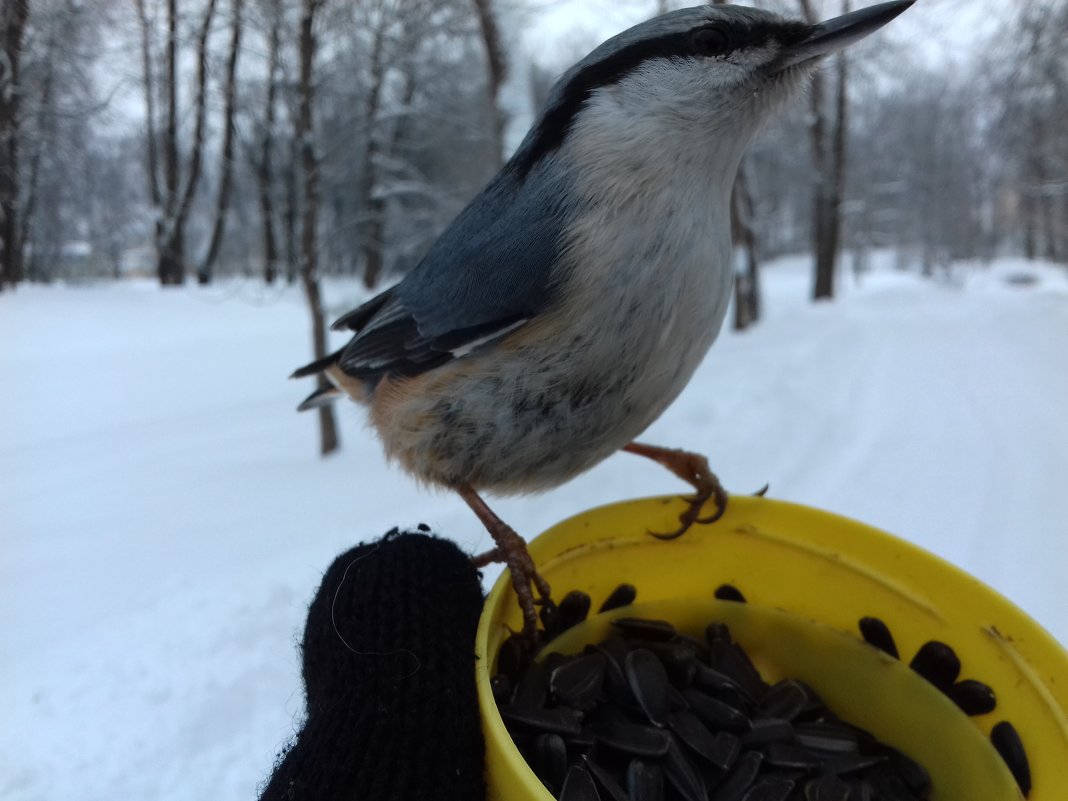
(623, 442), (729, 539)
(458, 485), (552, 639)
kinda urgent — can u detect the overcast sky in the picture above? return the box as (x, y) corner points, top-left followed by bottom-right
(498, 0), (1007, 149)
(515, 0), (1004, 73)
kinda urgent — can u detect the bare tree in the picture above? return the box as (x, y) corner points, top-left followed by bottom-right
(993, 1), (1068, 265)
(710, 0), (761, 329)
(798, 0), (849, 300)
(297, 0), (339, 456)
(136, 0), (218, 285)
(731, 163), (761, 330)
(357, 16), (387, 289)
(0, 0), (30, 290)
(254, 0), (282, 284)
(198, 0), (244, 284)
(471, 0), (507, 166)
(15, 2), (58, 282)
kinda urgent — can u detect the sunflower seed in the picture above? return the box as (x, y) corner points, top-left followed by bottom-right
(706, 622), (734, 644)
(790, 681), (828, 723)
(715, 584), (748, 603)
(888, 748), (931, 795)
(500, 705), (583, 736)
(512, 660), (549, 709)
(496, 634), (528, 682)
(741, 779), (795, 801)
(541, 601), (561, 637)
(803, 774), (850, 801)
(560, 764), (601, 801)
(858, 617), (900, 658)
(664, 736), (708, 801)
(490, 674), (512, 705)
(553, 591), (593, 637)
(740, 718), (794, 747)
(763, 743), (825, 770)
(794, 722), (859, 754)
(626, 760), (665, 801)
(613, 617), (677, 642)
(683, 687), (751, 732)
(709, 639), (769, 700)
(584, 755), (631, 801)
(990, 721), (1031, 797)
(533, 733), (569, 794)
(909, 641), (960, 691)
(590, 722), (672, 758)
(600, 583), (638, 613)
(624, 639), (699, 688)
(707, 730), (742, 771)
(587, 703), (630, 727)
(821, 752), (888, 774)
(946, 679), (996, 716)
(711, 750), (764, 801)
(669, 709), (724, 763)
(568, 727), (597, 750)
(551, 653), (606, 710)
(591, 638), (630, 698)
(758, 680), (809, 722)
(868, 770), (922, 801)
(674, 633), (712, 663)
(544, 651), (572, 673)
(694, 664), (746, 695)
(626, 649), (674, 726)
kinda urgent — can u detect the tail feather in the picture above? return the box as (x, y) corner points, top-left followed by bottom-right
(291, 349), (342, 379)
(297, 383), (342, 412)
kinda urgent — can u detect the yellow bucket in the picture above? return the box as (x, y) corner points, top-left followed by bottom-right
(474, 495), (1068, 800)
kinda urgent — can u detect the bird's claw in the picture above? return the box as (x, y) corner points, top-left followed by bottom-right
(650, 480), (728, 539)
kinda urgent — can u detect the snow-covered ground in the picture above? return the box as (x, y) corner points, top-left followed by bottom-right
(2, 253), (1066, 800)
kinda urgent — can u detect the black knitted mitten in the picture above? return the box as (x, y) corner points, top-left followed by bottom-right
(259, 530), (487, 801)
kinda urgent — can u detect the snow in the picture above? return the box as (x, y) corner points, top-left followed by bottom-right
(2, 254), (1066, 800)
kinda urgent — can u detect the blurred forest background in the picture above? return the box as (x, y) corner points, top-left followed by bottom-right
(1, 0), (1065, 363)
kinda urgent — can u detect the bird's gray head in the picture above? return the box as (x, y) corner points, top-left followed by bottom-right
(511, 1), (914, 186)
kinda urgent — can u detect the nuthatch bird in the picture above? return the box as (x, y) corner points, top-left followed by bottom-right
(294, 1), (915, 636)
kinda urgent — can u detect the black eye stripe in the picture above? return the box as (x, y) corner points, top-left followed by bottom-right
(690, 26), (733, 56)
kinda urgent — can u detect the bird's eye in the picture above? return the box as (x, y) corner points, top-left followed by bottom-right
(690, 26), (733, 57)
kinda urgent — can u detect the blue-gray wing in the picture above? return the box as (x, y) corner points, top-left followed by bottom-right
(329, 162), (575, 380)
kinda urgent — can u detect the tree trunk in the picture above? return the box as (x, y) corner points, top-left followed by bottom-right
(148, 0), (216, 286)
(0, 0), (31, 290)
(471, 0), (507, 166)
(257, 1), (281, 284)
(297, 0), (339, 456)
(283, 153), (298, 284)
(162, 0), (179, 283)
(800, 0), (849, 301)
(198, 0), (244, 284)
(730, 164), (761, 330)
(710, 0), (761, 329)
(359, 26), (386, 290)
(17, 6), (60, 284)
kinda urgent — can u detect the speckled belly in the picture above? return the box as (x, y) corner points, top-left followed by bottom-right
(371, 267), (731, 494)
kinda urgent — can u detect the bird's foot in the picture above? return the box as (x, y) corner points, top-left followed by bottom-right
(623, 442), (729, 539)
(460, 486), (551, 641)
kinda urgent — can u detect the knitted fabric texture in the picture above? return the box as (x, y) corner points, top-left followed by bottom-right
(258, 531), (487, 801)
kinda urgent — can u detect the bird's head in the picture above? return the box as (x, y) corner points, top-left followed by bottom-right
(512, 1), (914, 186)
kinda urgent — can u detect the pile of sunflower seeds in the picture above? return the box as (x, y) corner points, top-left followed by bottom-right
(493, 609), (934, 801)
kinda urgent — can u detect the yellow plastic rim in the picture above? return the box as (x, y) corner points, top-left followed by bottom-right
(475, 495), (1068, 801)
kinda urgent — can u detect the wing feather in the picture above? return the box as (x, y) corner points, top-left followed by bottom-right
(300, 157), (576, 384)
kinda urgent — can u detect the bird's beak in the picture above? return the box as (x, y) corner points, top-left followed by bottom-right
(775, 0), (915, 71)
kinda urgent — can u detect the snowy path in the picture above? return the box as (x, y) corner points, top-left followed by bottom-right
(2, 256), (1066, 801)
